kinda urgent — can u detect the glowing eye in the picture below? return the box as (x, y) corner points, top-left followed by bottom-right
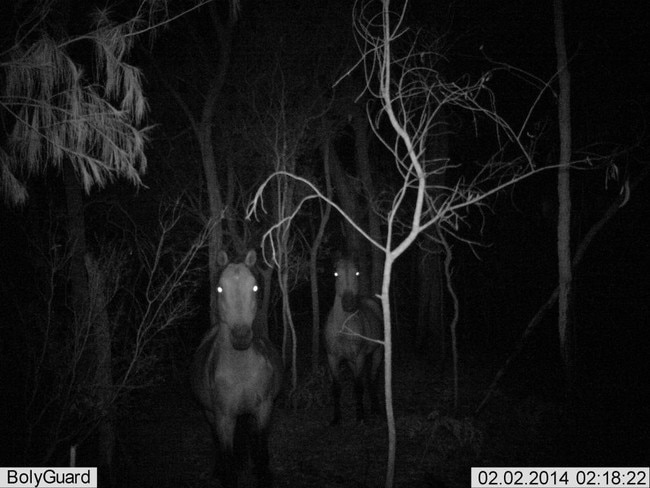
(334, 272), (339, 277)
(253, 285), (258, 292)
(217, 286), (223, 293)
(355, 271), (359, 276)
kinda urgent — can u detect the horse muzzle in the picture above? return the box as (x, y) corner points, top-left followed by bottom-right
(342, 292), (359, 313)
(230, 325), (254, 350)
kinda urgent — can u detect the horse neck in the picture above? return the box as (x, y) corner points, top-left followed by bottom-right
(332, 293), (355, 319)
(215, 322), (229, 340)
(213, 322), (259, 362)
(214, 321), (242, 347)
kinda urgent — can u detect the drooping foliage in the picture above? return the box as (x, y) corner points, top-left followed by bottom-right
(1, 2), (149, 205)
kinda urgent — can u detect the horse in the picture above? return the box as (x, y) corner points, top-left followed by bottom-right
(324, 256), (383, 425)
(191, 250), (283, 487)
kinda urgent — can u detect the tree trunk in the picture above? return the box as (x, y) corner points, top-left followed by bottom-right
(201, 131), (225, 330)
(202, 6), (233, 328)
(280, 266), (298, 390)
(328, 141), (363, 262)
(310, 141), (333, 373)
(84, 254), (115, 488)
(553, 0), (574, 394)
(257, 266), (273, 338)
(415, 119), (449, 367)
(63, 162), (89, 330)
(380, 256), (396, 488)
(63, 162), (114, 482)
(150, 11), (233, 329)
(352, 109), (383, 296)
(56, 1), (115, 475)
(475, 166), (650, 415)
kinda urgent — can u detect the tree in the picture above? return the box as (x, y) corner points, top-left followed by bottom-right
(474, 0), (649, 417)
(309, 140), (333, 373)
(250, 1), (553, 485)
(212, 0), (354, 384)
(0, 3), (148, 205)
(1, 2), (150, 479)
(553, 0), (573, 393)
(0, 0), (220, 479)
(235, 13), (343, 388)
(151, 1), (237, 329)
(17, 199), (207, 471)
(330, 80), (385, 296)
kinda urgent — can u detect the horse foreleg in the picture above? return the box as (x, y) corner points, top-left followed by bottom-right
(251, 401), (275, 487)
(351, 355), (369, 422)
(327, 354), (342, 425)
(353, 372), (365, 422)
(213, 413), (239, 488)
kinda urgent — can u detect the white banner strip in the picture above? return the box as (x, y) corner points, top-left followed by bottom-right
(0, 468), (97, 488)
(471, 467), (649, 488)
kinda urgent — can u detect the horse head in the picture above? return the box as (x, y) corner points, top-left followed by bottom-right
(217, 249), (259, 350)
(334, 257), (360, 313)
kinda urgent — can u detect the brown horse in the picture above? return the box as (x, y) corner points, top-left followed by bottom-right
(324, 256), (383, 425)
(191, 250), (282, 487)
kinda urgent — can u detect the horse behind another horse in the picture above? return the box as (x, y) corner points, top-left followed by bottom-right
(324, 256), (383, 425)
(191, 250), (283, 487)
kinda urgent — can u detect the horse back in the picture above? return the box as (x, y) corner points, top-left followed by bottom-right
(359, 297), (383, 342)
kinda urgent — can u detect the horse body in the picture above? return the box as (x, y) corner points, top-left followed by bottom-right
(325, 257), (383, 425)
(192, 250), (282, 487)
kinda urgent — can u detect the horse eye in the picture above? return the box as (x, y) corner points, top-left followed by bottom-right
(334, 272), (338, 277)
(355, 271), (360, 276)
(217, 286), (223, 294)
(253, 285), (258, 292)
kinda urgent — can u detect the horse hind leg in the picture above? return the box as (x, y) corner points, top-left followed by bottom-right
(331, 378), (343, 425)
(327, 354), (343, 425)
(351, 357), (368, 423)
(353, 371), (366, 422)
(367, 348), (383, 417)
(250, 426), (273, 487)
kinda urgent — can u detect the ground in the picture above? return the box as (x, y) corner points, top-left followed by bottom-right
(118, 349), (647, 488)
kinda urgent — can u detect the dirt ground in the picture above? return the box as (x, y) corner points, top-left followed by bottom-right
(117, 349), (648, 488)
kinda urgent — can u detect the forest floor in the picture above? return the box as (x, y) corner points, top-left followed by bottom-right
(117, 347), (648, 488)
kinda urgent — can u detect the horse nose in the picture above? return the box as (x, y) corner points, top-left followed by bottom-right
(342, 292), (359, 313)
(230, 325), (253, 350)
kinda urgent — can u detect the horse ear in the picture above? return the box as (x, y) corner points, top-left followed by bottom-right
(217, 251), (229, 266)
(245, 249), (257, 267)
